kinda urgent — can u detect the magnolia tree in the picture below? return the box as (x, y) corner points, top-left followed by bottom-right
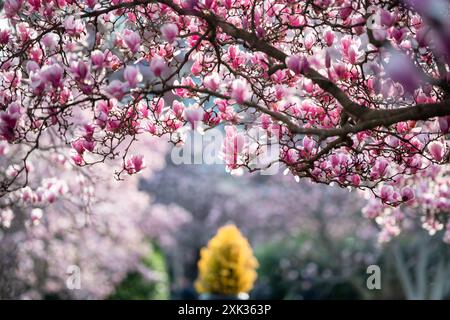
(1, 0), (450, 240)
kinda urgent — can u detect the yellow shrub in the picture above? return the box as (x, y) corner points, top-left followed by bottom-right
(195, 225), (258, 295)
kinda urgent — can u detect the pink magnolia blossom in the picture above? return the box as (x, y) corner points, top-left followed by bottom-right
(86, 0), (97, 8)
(28, 0), (40, 10)
(91, 50), (106, 68)
(30, 208), (43, 225)
(428, 141), (446, 162)
(71, 153), (85, 166)
(286, 55), (309, 75)
(444, 229), (450, 244)
(26, 60), (41, 75)
(222, 126), (246, 170)
(0, 30), (10, 45)
(260, 114), (271, 129)
(340, 6), (353, 20)
(64, 16), (85, 37)
(40, 63), (64, 88)
(160, 23), (179, 43)
(1, 0), (450, 246)
(71, 139), (86, 155)
(41, 33), (58, 49)
(0, 209), (14, 228)
(333, 63), (348, 79)
(0, 141), (10, 156)
(150, 56), (166, 78)
(106, 80), (128, 100)
(302, 136), (316, 153)
(400, 187), (415, 202)
(438, 116), (450, 134)
(284, 148), (299, 164)
(350, 174), (361, 186)
(191, 60), (202, 75)
(122, 29), (141, 54)
(203, 73), (220, 91)
(184, 105), (204, 129)
(380, 185), (395, 202)
(0, 139), (176, 299)
(380, 9), (395, 27)
(0, 103), (21, 141)
(391, 28), (406, 42)
(172, 101), (185, 118)
(4, 0), (23, 18)
(323, 29), (335, 47)
(385, 52), (422, 93)
(304, 34), (315, 51)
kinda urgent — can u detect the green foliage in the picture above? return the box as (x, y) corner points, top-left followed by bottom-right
(109, 245), (170, 300)
(253, 233), (374, 300)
